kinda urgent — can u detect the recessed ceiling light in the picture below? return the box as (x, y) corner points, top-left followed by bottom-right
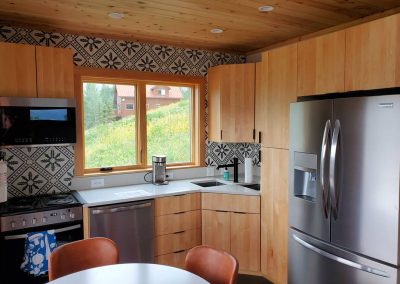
(108, 12), (124, 19)
(258, 5), (274, 12)
(210, 28), (223, 34)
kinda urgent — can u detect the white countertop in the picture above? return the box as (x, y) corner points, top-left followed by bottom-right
(75, 176), (260, 207)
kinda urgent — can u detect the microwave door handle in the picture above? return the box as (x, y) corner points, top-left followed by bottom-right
(3, 224), (82, 240)
(292, 234), (389, 278)
(319, 120), (331, 218)
(330, 120), (341, 220)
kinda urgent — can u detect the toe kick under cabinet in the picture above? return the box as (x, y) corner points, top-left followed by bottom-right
(201, 193), (261, 273)
(154, 193), (201, 269)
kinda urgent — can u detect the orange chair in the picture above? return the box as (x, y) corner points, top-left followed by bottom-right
(48, 237), (119, 281)
(185, 245), (239, 284)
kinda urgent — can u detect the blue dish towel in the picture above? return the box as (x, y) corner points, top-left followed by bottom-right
(20, 230), (57, 276)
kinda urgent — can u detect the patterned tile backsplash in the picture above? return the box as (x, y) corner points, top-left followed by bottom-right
(0, 146), (74, 197)
(0, 25), (260, 197)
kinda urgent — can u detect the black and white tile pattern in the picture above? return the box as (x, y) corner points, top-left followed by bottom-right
(0, 146), (74, 197)
(0, 25), (260, 196)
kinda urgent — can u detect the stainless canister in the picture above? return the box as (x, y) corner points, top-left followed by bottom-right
(152, 155), (168, 185)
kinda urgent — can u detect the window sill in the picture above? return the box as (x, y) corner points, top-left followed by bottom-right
(79, 164), (202, 177)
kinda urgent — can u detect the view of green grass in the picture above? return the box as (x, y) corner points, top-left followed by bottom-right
(83, 82), (191, 169)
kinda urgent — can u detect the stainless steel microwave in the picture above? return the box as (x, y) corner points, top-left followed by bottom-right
(0, 97), (76, 146)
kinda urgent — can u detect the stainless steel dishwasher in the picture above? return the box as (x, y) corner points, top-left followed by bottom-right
(89, 199), (154, 263)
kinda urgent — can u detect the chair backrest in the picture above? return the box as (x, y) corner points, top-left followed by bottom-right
(48, 237), (119, 281)
(185, 245), (239, 284)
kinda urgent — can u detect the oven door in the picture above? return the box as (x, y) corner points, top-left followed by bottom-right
(0, 221), (83, 284)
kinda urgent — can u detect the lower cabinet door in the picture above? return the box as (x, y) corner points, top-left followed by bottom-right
(231, 212), (260, 272)
(202, 210), (230, 252)
(155, 249), (189, 269)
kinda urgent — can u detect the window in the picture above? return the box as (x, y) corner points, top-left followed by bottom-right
(76, 68), (205, 175)
(146, 85), (192, 165)
(82, 82), (137, 170)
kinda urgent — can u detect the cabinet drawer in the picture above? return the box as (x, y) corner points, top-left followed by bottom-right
(155, 193), (200, 216)
(202, 193), (260, 213)
(155, 228), (201, 256)
(155, 210), (201, 236)
(155, 249), (189, 269)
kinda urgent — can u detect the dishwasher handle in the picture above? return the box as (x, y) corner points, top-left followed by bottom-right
(91, 202), (153, 215)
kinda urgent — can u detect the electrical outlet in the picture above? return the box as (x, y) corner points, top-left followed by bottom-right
(90, 178), (104, 188)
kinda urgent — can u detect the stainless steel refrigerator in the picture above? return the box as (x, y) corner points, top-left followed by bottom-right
(288, 94), (400, 284)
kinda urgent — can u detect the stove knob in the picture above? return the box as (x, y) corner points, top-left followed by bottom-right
(22, 219), (26, 226)
(42, 217), (47, 223)
(10, 221), (16, 228)
(32, 218), (37, 225)
(61, 214), (66, 220)
(70, 213), (75, 219)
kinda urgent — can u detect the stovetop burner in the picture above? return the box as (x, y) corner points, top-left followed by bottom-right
(0, 193), (81, 216)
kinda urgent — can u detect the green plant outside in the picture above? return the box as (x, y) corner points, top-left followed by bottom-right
(84, 99), (191, 169)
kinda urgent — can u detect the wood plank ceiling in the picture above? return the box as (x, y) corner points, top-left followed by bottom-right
(0, 0), (399, 53)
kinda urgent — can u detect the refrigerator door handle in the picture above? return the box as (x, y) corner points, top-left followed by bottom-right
(330, 120), (341, 220)
(319, 120), (331, 218)
(292, 234), (390, 278)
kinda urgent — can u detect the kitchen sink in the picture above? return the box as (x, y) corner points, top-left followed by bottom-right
(240, 184), (260, 191)
(191, 180), (226, 187)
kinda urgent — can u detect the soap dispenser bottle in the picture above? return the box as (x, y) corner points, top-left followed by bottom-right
(223, 167), (230, 180)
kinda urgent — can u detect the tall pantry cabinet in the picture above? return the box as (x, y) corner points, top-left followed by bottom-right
(259, 43), (297, 284)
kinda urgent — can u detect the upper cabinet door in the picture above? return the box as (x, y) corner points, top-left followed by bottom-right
(36, 46), (74, 99)
(255, 61), (268, 146)
(264, 44), (298, 149)
(0, 42), (37, 97)
(298, 31), (345, 97)
(345, 13), (400, 91)
(208, 63), (255, 143)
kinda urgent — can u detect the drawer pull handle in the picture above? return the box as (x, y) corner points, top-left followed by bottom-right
(173, 250), (185, 254)
(233, 212), (246, 214)
(215, 210), (228, 213)
(173, 211), (185, 215)
(173, 230), (185, 234)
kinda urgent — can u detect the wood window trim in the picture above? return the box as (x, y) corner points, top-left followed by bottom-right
(74, 66), (206, 176)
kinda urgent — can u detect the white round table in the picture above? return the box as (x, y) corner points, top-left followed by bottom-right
(47, 263), (210, 284)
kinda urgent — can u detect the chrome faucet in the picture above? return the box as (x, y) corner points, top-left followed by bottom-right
(217, 157), (239, 183)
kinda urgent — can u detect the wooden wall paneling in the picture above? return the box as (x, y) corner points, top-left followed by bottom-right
(1, 1), (400, 53)
(260, 147), (289, 284)
(255, 58), (268, 145)
(345, 13), (400, 91)
(201, 193), (260, 213)
(297, 30), (345, 96)
(0, 42), (36, 97)
(201, 209), (231, 252)
(231, 212), (260, 272)
(36, 46), (74, 98)
(154, 193), (200, 216)
(155, 210), (201, 236)
(265, 44), (298, 149)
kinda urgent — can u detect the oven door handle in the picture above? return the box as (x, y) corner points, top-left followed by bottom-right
(4, 224), (82, 240)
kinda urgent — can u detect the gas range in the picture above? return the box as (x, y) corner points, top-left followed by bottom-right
(0, 193), (82, 232)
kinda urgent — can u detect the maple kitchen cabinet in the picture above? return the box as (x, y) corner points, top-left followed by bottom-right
(260, 147), (289, 284)
(0, 42), (74, 99)
(36, 46), (74, 99)
(201, 193), (260, 272)
(345, 13), (400, 91)
(259, 44), (297, 149)
(154, 193), (201, 269)
(0, 42), (37, 97)
(297, 30), (345, 97)
(208, 63), (255, 143)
